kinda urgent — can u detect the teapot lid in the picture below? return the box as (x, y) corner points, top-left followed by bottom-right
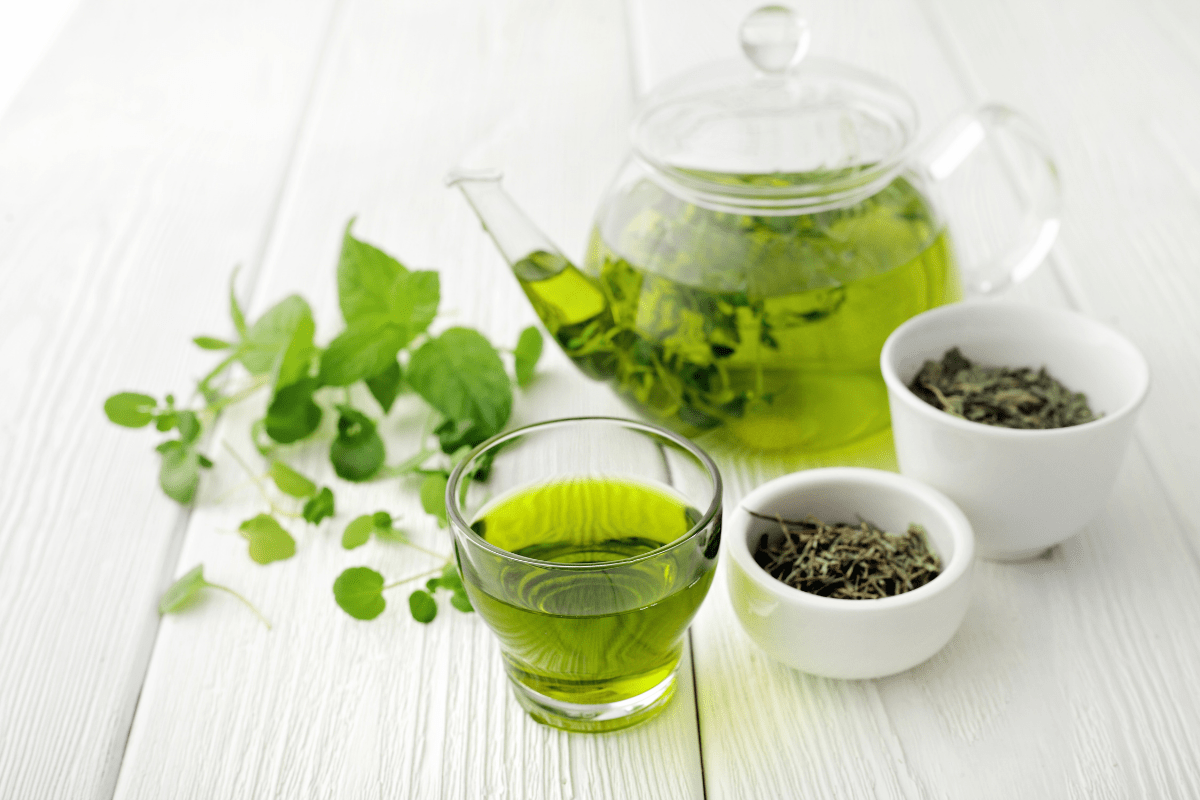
(631, 5), (919, 212)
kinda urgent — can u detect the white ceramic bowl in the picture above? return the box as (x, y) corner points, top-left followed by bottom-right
(881, 302), (1150, 562)
(726, 467), (975, 679)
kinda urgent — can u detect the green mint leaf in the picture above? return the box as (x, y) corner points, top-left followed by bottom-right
(264, 377), (323, 444)
(438, 562), (465, 593)
(176, 411), (201, 444)
(333, 566), (386, 620)
(342, 514), (375, 550)
(434, 418), (476, 454)
(154, 411), (178, 432)
(239, 295), (314, 377)
(450, 590), (474, 613)
(197, 453), (214, 469)
(239, 514), (296, 564)
(230, 267), (249, 339)
(406, 328), (512, 448)
(372, 511), (392, 528)
(365, 360), (403, 414)
(193, 336), (233, 351)
(337, 218), (407, 322)
(317, 322), (406, 387)
(419, 472), (449, 527)
(330, 405), (385, 481)
(408, 589), (437, 623)
(158, 564), (208, 614)
(514, 326), (544, 388)
(157, 440), (201, 503)
(302, 487), (335, 524)
(104, 392), (157, 428)
(273, 313), (316, 390)
(269, 461), (317, 498)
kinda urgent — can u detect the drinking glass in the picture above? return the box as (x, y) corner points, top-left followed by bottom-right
(446, 417), (722, 733)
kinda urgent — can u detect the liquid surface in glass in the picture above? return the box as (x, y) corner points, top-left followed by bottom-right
(517, 175), (961, 451)
(464, 477), (713, 706)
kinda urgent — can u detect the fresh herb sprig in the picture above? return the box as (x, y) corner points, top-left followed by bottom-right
(108, 219), (543, 624)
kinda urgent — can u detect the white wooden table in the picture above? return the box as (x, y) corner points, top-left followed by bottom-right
(3, 1), (1200, 797)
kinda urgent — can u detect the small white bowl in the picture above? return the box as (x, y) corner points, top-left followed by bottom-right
(726, 468), (975, 679)
(881, 302), (1150, 561)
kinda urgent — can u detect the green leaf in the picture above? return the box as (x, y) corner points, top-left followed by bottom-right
(333, 566), (386, 620)
(514, 326), (544, 388)
(104, 392), (157, 428)
(372, 511), (392, 528)
(433, 418), (476, 454)
(406, 328), (512, 448)
(408, 589), (437, 623)
(338, 220), (439, 332)
(330, 406), (386, 481)
(176, 411), (201, 444)
(342, 514), (375, 550)
(450, 590), (474, 613)
(317, 322), (407, 387)
(158, 564), (208, 614)
(239, 295), (314, 377)
(273, 313), (316, 390)
(365, 360), (402, 414)
(193, 336), (233, 350)
(302, 487), (335, 524)
(419, 472), (449, 527)
(230, 267), (249, 339)
(269, 461), (317, 498)
(157, 440), (201, 503)
(239, 514), (296, 565)
(264, 378), (323, 444)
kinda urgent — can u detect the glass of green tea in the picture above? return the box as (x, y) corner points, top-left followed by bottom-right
(446, 417), (722, 733)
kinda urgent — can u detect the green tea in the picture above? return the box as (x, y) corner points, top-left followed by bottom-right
(516, 176), (960, 451)
(461, 477), (716, 713)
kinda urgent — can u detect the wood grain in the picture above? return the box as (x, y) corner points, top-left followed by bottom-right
(112, 2), (704, 798)
(0, 1), (338, 797)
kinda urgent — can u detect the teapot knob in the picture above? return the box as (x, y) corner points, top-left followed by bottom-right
(740, 5), (810, 74)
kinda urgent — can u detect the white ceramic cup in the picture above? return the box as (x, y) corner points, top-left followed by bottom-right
(881, 302), (1150, 561)
(726, 467), (975, 679)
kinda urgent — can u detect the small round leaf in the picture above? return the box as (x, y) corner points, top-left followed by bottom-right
(333, 567), (386, 620)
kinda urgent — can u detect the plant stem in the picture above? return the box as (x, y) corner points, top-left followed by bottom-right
(222, 441), (297, 518)
(382, 564), (445, 592)
(208, 582), (272, 629)
(206, 375), (270, 417)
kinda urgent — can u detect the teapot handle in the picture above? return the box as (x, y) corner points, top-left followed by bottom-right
(915, 104), (1061, 295)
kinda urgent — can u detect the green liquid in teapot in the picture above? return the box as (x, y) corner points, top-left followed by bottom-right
(515, 175), (960, 452)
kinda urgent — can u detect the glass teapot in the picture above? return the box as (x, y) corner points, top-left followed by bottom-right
(450, 6), (1059, 452)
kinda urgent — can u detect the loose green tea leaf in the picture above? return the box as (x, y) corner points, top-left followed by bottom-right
(269, 461), (317, 498)
(407, 328), (512, 448)
(408, 589), (437, 623)
(513, 326), (544, 388)
(239, 514), (296, 565)
(749, 511), (942, 599)
(908, 347), (1099, 429)
(104, 392), (157, 428)
(264, 378), (323, 444)
(342, 514), (376, 550)
(302, 487), (335, 524)
(365, 360), (403, 413)
(419, 472), (449, 527)
(159, 564), (271, 628)
(333, 566), (386, 620)
(330, 406), (386, 481)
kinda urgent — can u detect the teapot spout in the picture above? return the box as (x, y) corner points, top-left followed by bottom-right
(446, 169), (573, 282)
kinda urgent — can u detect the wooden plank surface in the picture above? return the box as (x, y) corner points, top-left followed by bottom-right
(111, 2), (705, 798)
(3, 0), (1200, 797)
(629, 0), (1200, 797)
(0, 1), (338, 797)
